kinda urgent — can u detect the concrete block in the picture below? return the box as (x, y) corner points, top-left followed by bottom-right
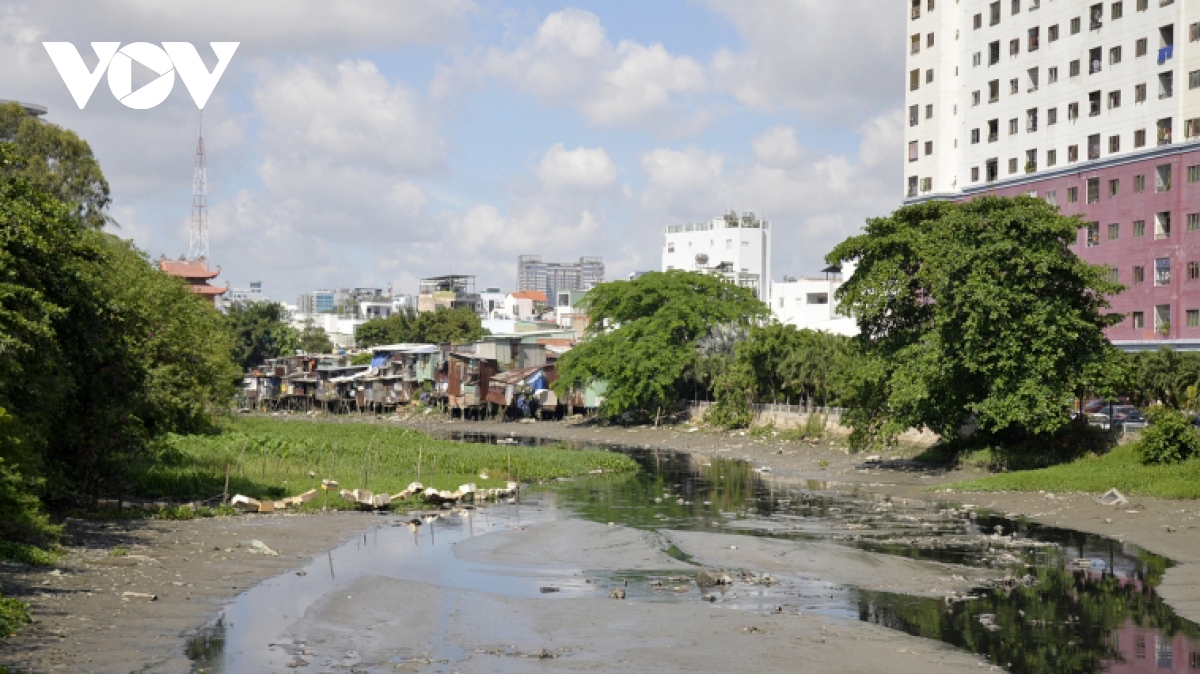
(297, 489), (319, 503)
(230, 494), (259, 510)
(256, 501), (275, 513)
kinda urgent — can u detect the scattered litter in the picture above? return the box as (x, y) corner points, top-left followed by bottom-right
(121, 591), (157, 601)
(1097, 489), (1129, 507)
(249, 540), (279, 557)
(609, 588), (626, 599)
(539, 586), (560, 594)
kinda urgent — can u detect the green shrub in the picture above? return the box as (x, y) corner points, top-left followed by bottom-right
(1138, 406), (1200, 464)
(0, 591), (30, 637)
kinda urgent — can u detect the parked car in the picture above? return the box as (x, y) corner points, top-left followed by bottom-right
(1086, 412), (1111, 430)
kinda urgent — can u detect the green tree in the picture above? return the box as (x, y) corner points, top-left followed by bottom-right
(299, 319), (334, 353)
(0, 140), (238, 533)
(556, 271), (768, 418)
(1122, 348), (1200, 409)
(1138, 406), (1200, 464)
(225, 302), (300, 369)
(0, 101), (110, 230)
(735, 324), (850, 406)
(356, 306), (486, 347)
(828, 196), (1124, 450)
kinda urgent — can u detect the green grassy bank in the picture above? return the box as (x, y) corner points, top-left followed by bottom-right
(127, 416), (638, 508)
(947, 443), (1200, 499)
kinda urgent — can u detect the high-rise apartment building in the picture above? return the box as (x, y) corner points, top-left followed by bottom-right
(907, 0), (1200, 347)
(516, 256), (605, 307)
(661, 211), (771, 303)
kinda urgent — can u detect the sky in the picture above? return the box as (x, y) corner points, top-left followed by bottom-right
(3, 0), (907, 304)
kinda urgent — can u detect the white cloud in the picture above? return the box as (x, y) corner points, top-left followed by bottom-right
(537, 143), (617, 190)
(751, 125), (803, 167)
(433, 8), (707, 131)
(707, 0), (902, 121)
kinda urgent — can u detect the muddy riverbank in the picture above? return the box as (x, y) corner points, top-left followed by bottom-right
(3, 414), (1199, 673)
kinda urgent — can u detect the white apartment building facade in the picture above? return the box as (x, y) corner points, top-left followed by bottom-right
(661, 211), (772, 303)
(906, 0), (1200, 348)
(770, 266), (858, 337)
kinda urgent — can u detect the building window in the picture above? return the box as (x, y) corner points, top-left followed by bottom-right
(920, 177), (932, 192)
(908, 141), (919, 162)
(1090, 3), (1103, 30)
(1135, 0), (1146, 10)
(1070, 59), (1081, 77)
(1109, 178), (1120, 196)
(926, 104), (933, 119)
(1068, 102), (1079, 121)
(910, 69), (920, 91)
(1156, 211), (1171, 239)
(1048, 108), (1058, 126)
(1088, 133), (1101, 160)
(1133, 266), (1145, 283)
(1049, 24), (1059, 41)
(1009, 118), (1019, 135)
(1190, 213), (1200, 231)
(1090, 47), (1102, 74)
(1134, 219), (1146, 237)
(907, 176), (918, 197)
(912, 0), (921, 19)
(1068, 186), (1079, 203)
(1071, 16), (1081, 34)
(1027, 108), (1038, 132)
(1111, 46), (1123, 64)
(1109, 135), (1120, 153)
(1134, 174), (1146, 192)
(1008, 158), (1019, 174)
(1192, 22), (1200, 42)
(1027, 68), (1039, 91)
(1109, 267), (1120, 284)
(1189, 309), (1199, 327)
(1133, 311), (1144, 328)
(1159, 118), (1173, 145)
(1189, 165), (1200, 183)
(1109, 90), (1121, 108)
(1012, 0), (1020, 14)
(1026, 149), (1037, 173)
(971, 128), (980, 144)
(1010, 78), (1019, 94)
(974, 13), (982, 29)
(1135, 83), (1147, 102)
(1029, 27), (1040, 51)
(1191, 262), (1200, 280)
(925, 141), (933, 155)
(1191, 71), (1200, 90)
(990, 1), (1001, 25)
(1048, 66), (1059, 84)
(927, 32), (935, 48)
(1047, 149), (1057, 166)
(1160, 71), (1174, 99)
(1156, 305), (1171, 334)
(1136, 37), (1148, 57)
(1112, 1), (1124, 19)
(1109, 222), (1120, 239)
(1087, 177), (1101, 203)
(973, 52), (982, 67)
(1187, 119), (1200, 139)
(986, 158), (999, 181)
(1046, 190), (1057, 205)
(1156, 164), (1172, 192)
(971, 166), (980, 182)
(1089, 91), (1101, 116)
(988, 119), (999, 142)
(1156, 258), (1171, 285)
(927, 68), (934, 84)
(1086, 222), (1101, 247)
(909, 105), (919, 126)
(1135, 129), (1147, 147)
(972, 90), (981, 106)
(911, 34), (921, 54)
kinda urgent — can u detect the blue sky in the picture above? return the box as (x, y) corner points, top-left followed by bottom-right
(5, 0), (906, 303)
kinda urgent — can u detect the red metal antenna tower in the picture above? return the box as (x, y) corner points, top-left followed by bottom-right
(187, 111), (208, 262)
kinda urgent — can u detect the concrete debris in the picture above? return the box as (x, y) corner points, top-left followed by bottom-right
(320, 479), (339, 491)
(696, 567), (733, 588)
(249, 540), (279, 557)
(121, 591), (157, 601)
(609, 588), (626, 599)
(1097, 489), (1129, 507)
(230, 494), (259, 511)
(977, 614), (1001, 631)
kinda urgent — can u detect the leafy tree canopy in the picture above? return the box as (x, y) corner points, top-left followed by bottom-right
(827, 196), (1124, 450)
(225, 302), (300, 369)
(299, 319), (334, 354)
(356, 307), (487, 348)
(556, 271), (768, 416)
(0, 102), (110, 230)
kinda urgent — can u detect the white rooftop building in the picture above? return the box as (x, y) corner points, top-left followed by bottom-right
(769, 265), (858, 336)
(661, 211), (771, 303)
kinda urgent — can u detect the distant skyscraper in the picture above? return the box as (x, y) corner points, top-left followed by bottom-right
(517, 255), (605, 307)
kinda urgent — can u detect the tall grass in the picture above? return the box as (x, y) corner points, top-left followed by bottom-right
(128, 417), (637, 507)
(948, 443), (1200, 499)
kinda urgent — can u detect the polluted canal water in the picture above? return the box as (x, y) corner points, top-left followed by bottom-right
(187, 436), (1200, 673)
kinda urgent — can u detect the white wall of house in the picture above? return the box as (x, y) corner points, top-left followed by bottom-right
(661, 211), (771, 303)
(769, 274), (857, 336)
